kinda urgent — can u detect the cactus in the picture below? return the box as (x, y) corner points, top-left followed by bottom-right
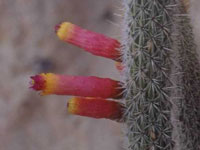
(122, 0), (200, 150)
(172, 1), (200, 150)
(122, 0), (175, 149)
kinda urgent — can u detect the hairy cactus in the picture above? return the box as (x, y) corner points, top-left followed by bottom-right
(172, 1), (200, 150)
(122, 0), (200, 150)
(122, 0), (175, 149)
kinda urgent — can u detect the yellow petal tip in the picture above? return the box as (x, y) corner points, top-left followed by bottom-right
(56, 22), (74, 40)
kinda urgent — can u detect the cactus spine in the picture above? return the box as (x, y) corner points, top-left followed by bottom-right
(173, 1), (200, 149)
(122, 0), (175, 149)
(122, 0), (200, 150)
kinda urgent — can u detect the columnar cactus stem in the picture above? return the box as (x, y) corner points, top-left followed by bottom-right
(122, 0), (175, 149)
(173, 1), (200, 149)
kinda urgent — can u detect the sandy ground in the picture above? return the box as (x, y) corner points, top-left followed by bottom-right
(0, 0), (200, 150)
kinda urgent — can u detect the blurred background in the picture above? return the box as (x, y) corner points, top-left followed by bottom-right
(0, 0), (123, 150)
(1, 0), (200, 150)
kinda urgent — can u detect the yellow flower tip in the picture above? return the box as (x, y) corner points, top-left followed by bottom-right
(40, 73), (59, 95)
(56, 22), (75, 41)
(67, 97), (80, 114)
(31, 79), (35, 86)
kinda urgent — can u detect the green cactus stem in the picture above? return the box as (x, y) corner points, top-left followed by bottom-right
(122, 0), (175, 149)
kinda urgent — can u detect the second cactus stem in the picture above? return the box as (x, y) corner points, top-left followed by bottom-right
(122, 0), (175, 149)
(173, 1), (200, 149)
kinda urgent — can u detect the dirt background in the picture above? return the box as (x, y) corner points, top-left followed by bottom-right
(0, 0), (200, 150)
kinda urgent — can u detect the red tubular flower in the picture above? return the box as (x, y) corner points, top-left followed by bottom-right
(55, 22), (121, 61)
(67, 97), (123, 120)
(30, 73), (122, 98)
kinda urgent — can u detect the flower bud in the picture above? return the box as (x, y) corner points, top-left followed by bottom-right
(30, 73), (122, 98)
(67, 97), (123, 120)
(55, 22), (121, 61)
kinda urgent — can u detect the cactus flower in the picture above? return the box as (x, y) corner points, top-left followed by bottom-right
(67, 97), (123, 120)
(55, 22), (121, 61)
(30, 73), (122, 98)
(30, 20), (124, 123)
